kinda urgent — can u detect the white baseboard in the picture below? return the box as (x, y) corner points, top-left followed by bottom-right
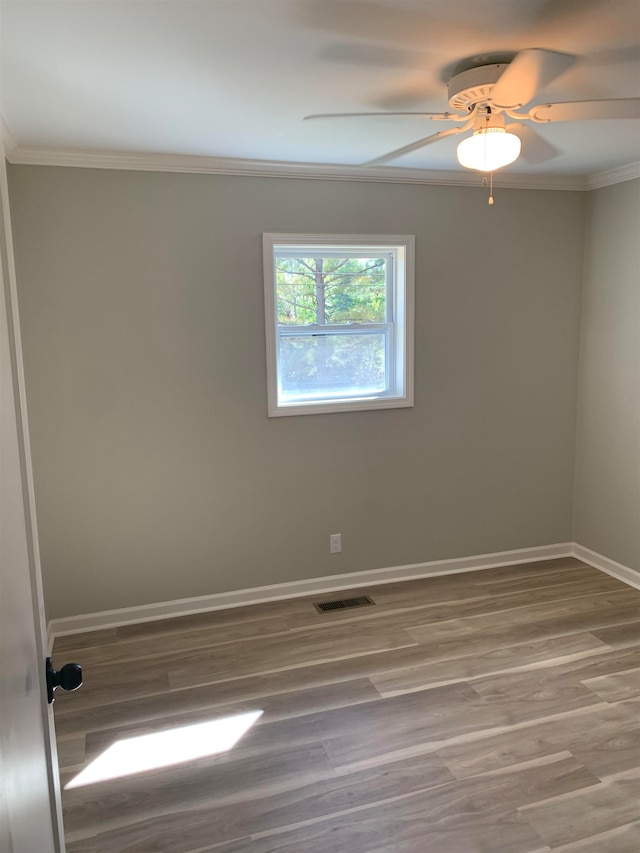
(48, 542), (573, 642)
(572, 543), (640, 591)
(47, 541), (640, 648)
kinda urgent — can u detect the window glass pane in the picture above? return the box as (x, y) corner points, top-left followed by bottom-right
(276, 256), (386, 325)
(279, 333), (386, 401)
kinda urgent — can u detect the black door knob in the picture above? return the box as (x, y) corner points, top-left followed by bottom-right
(46, 657), (83, 704)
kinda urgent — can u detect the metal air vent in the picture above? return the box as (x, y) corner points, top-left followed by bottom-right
(314, 596), (374, 613)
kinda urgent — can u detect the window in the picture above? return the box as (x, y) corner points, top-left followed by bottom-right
(263, 234), (414, 416)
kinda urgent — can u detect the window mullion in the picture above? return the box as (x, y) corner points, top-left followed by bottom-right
(278, 323), (390, 336)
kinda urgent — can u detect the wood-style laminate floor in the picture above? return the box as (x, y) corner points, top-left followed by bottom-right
(52, 558), (640, 853)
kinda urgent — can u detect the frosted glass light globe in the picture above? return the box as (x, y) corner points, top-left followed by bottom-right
(457, 127), (521, 171)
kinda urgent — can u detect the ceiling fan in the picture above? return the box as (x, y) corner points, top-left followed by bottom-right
(304, 48), (640, 171)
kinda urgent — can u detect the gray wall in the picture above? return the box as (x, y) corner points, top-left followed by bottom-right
(8, 165), (585, 619)
(573, 178), (640, 573)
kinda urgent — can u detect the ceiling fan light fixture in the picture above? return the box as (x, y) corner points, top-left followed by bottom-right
(457, 127), (521, 172)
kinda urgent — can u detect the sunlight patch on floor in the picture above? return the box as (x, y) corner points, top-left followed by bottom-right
(65, 710), (263, 788)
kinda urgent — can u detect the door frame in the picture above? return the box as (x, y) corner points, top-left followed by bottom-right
(0, 119), (66, 850)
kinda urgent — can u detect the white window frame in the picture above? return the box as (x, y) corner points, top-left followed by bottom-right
(263, 233), (414, 417)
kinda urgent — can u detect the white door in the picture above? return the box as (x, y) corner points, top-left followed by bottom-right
(0, 138), (65, 850)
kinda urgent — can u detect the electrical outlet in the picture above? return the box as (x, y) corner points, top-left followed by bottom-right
(330, 533), (342, 554)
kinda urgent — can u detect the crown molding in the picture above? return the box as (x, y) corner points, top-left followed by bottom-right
(6, 145), (590, 191)
(587, 161), (640, 190)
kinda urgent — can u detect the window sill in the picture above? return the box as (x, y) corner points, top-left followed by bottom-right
(268, 395), (414, 417)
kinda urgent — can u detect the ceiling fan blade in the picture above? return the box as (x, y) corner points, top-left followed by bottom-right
(490, 48), (578, 109)
(587, 44), (640, 67)
(524, 0), (610, 39)
(365, 126), (465, 167)
(373, 82), (443, 111)
(319, 42), (423, 69)
(299, 1), (482, 49)
(506, 123), (561, 164)
(304, 111), (457, 122)
(530, 98), (640, 122)
(528, 1), (636, 55)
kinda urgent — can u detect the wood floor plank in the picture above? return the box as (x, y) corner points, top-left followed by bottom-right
(65, 841), (98, 853)
(438, 699), (639, 779)
(76, 677), (381, 770)
(54, 623), (415, 714)
(72, 754), (592, 853)
(116, 596), (319, 641)
(53, 664), (171, 714)
(54, 628), (118, 655)
(67, 752), (454, 852)
(321, 685), (603, 770)
(336, 575), (631, 637)
(591, 619), (640, 649)
(470, 562), (596, 591)
(471, 571), (620, 600)
(366, 830), (552, 853)
(107, 567), (501, 646)
(519, 768), (640, 847)
(72, 613), (305, 668)
(581, 665), (640, 701)
(56, 733), (86, 772)
(452, 557), (585, 587)
(236, 680), (482, 766)
(54, 635), (503, 733)
(571, 723), (640, 778)
(407, 589), (640, 644)
(551, 822), (640, 852)
(73, 574), (613, 674)
(226, 754), (593, 853)
(62, 741), (336, 839)
(55, 569), (622, 671)
(469, 646), (640, 702)
(53, 664), (388, 737)
(403, 602), (640, 666)
(165, 621), (418, 689)
(53, 560), (640, 853)
(370, 632), (608, 696)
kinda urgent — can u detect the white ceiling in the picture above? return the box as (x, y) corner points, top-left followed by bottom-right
(2, 0), (640, 176)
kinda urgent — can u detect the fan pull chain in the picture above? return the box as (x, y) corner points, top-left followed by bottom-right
(481, 174), (495, 205)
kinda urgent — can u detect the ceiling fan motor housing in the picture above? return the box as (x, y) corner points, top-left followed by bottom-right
(448, 64), (507, 111)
